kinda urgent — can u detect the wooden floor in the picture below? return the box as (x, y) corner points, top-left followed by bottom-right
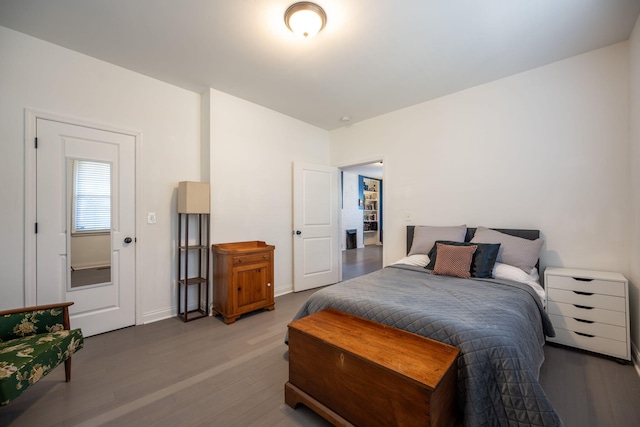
(539, 344), (640, 426)
(342, 245), (383, 281)
(0, 291), (331, 427)
(2, 271), (640, 426)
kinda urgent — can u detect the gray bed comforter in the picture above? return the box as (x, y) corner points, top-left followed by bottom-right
(288, 264), (562, 427)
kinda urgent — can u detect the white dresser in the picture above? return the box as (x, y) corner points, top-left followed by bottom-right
(544, 267), (630, 361)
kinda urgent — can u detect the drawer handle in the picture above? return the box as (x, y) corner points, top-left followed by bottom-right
(573, 277), (593, 282)
(573, 304), (593, 310)
(574, 331), (595, 338)
(574, 318), (594, 324)
(573, 291), (594, 296)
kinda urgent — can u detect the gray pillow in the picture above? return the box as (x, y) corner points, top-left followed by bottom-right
(470, 226), (543, 272)
(408, 225), (467, 256)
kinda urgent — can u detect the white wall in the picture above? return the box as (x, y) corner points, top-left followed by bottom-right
(330, 43), (631, 277)
(204, 88), (330, 296)
(629, 15), (640, 360)
(0, 26), (202, 323)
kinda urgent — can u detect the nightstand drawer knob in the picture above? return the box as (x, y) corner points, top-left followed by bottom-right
(574, 318), (594, 324)
(573, 291), (594, 296)
(572, 277), (593, 282)
(574, 331), (595, 338)
(573, 304), (594, 310)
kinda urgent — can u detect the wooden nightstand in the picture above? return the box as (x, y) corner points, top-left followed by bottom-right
(212, 241), (275, 324)
(545, 267), (630, 362)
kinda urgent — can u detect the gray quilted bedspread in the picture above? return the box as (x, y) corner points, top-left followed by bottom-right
(288, 265), (562, 427)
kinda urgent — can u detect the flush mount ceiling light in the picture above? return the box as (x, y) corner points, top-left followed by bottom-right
(284, 2), (327, 38)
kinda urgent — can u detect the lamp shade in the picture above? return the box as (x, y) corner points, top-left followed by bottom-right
(178, 181), (210, 214)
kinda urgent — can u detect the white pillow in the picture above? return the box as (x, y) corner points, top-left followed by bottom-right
(492, 262), (545, 302)
(391, 254), (430, 267)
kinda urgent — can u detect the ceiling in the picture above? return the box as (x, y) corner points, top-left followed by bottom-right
(1, 0), (639, 130)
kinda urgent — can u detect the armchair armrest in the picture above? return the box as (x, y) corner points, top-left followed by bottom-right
(0, 302), (74, 342)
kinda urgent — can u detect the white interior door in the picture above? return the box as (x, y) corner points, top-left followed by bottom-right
(293, 162), (341, 291)
(36, 118), (135, 337)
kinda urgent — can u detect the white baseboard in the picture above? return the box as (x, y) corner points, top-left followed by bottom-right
(71, 263), (110, 270)
(142, 307), (174, 324)
(275, 284), (293, 298)
(142, 301), (203, 324)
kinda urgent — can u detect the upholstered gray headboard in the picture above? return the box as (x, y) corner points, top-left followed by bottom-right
(406, 226), (540, 255)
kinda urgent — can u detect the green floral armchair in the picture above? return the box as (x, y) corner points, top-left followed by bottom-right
(0, 302), (84, 406)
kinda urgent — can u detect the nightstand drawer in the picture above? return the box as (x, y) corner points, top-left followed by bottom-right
(547, 288), (625, 312)
(545, 275), (625, 297)
(550, 328), (628, 359)
(233, 252), (272, 265)
(547, 301), (625, 327)
(549, 314), (626, 342)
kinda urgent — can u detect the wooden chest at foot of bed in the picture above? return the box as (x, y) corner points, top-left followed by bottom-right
(285, 308), (461, 427)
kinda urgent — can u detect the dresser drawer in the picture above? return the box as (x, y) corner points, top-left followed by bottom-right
(547, 288), (625, 312)
(549, 314), (626, 342)
(232, 252), (272, 265)
(549, 328), (628, 359)
(545, 275), (625, 297)
(547, 301), (625, 327)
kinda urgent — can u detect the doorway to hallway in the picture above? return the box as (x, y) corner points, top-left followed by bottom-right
(340, 161), (384, 280)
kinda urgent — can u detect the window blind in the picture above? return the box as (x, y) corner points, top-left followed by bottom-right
(74, 160), (111, 233)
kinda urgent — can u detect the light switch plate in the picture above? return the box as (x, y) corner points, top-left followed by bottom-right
(147, 212), (156, 224)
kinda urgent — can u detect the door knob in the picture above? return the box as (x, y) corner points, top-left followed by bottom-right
(295, 230), (302, 235)
(124, 237), (133, 244)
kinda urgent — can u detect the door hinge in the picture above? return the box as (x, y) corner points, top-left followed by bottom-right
(34, 137), (38, 149)
(35, 223), (38, 233)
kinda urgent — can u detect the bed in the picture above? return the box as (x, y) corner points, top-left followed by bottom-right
(288, 225), (562, 427)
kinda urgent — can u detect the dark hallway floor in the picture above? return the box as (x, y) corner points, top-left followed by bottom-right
(342, 245), (383, 281)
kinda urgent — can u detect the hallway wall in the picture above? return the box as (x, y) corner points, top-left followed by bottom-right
(341, 171), (364, 249)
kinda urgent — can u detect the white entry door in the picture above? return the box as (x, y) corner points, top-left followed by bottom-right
(293, 162), (341, 291)
(36, 118), (136, 337)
